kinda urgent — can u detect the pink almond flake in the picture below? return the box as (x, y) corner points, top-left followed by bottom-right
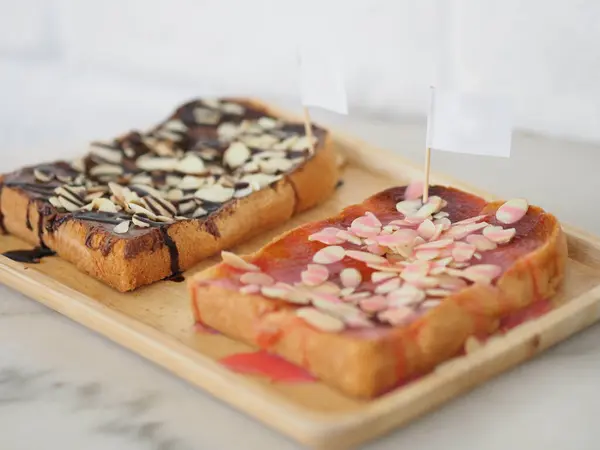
(400, 262), (430, 282)
(366, 243), (387, 255)
(221, 251), (260, 272)
(336, 229), (363, 246)
(350, 213), (382, 238)
(433, 217), (452, 230)
(308, 227), (345, 245)
(340, 268), (362, 288)
(415, 238), (454, 251)
(375, 228), (418, 247)
(301, 264), (329, 286)
(452, 241), (477, 262)
(417, 219), (436, 240)
(313, 245), (346, 264)
(429, 223), (445, 241)
(453, 215), (488, 226)
(496, 198), (528, 225)
(359, 295), (389, 313)
(345, 250), (388, 264)
(483, 225), (516, 244)
(239, 284), (261, 295)
(374, 277), (401, 294)
(462, 264), (503, 284)
(415, 248), (441, 261)
(378, 306), (416, 326)
(466, 234), (498, 251)
(240, 272), (275, 286)
(420, 299), (443, 310)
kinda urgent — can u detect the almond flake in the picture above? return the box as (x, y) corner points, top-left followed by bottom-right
(433, 212), (450, 219)
(414, 202), (437, 218)
(345, 250), (387, 265)
(286, 287), (312, 305)
(374, 277), (401, 294)
(163, 119), (187, 132)
(167, 189), (184, 202)
(177, 200), (196, 215)
(70, 158), (85, 172)
(128, 203), (156, 219)
(58, 196), (81, 212)
(239, 284), (261, 295)
(131, 215), (150, 228)
(261, 284), (292, 300)
(177, 175), (205, 190)
(437, 274), (468, 291)
(258, 117), (279, 129)
(193, 107), (221, 125)
(417, 219), (436, 240)
(258, 158), (294, 174)
(48, 196), (62, 208)
(482, 225), (516, 244)
(420, 299), (443, 310)
(372, 271), (396, 283)
(308, 227), (344, 245)
(91, 198), (119, 213)
(336, 230), (362, 246)
(90, 164), (124, 177)
(224, 142), (251, 169)
(378, 306), (416, 326)
(194, 185), (234, 203)
(296, 308), (345, 333)
(240, 272), (274, 286)
(400, 262), (430, 282)
(34, 169), (54, 183)
(350, 213), (382, 238)
(344, 291), (371, 302)
(291, 135), (316, 151)
(359, 296), (388, 313)
(113, 221), (130, 234)
(454, 215), (488, 226)
(425, 288), (452, 298)
(466, 234), (498, 251)
(90, 143), (122, 164)
(415, 248), (441, 261)
(375, 228), (418, 247)
(339, 287), (356, 298)
(452, 241), (477, 262)
(221, 102), (245, 115)
(241, 173), (281, 189)
(175, 154), (206, 175)
(221, 251), (260, 272)
(404, 180), (424, 200)
(192, 206), (208, 218)
(310, 281), (341, 295)
(387, 284), (425, 306)
(496, 198), (528, 225)
(301, 264), (329, 286)
(462, 264), (502, 284)
(313, 246), (345, 264)
(433, 217), (452, 230)
(136, 157), (178, 172)
(395, 199), (422, 216)
(340, 268), (362, 288)
(407, 275), (439, 289)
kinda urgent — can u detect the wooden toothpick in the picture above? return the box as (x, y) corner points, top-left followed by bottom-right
(423, 147), (431, 202)
(302, 106), (315, 154)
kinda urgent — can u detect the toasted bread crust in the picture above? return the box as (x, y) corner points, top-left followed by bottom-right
(0, 99), (339, 292)
(189, 190), (568, 398)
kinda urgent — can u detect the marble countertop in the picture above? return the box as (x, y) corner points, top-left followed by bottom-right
(1, 104), (600, 450)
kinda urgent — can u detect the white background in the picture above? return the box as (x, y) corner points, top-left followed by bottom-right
(1, 0), (599, 165)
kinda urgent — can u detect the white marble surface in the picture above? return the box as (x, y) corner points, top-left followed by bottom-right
(1, 106), (600, 450)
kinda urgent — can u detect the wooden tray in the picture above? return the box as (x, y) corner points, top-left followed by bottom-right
(1, 103), (600, 450)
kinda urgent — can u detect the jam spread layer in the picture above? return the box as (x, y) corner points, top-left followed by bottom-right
(200, 184), (550, 334)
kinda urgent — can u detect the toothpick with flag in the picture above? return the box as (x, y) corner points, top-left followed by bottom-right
(297, 38), (348, 152)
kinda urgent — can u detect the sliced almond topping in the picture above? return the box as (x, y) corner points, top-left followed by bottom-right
(407, 275), (439, 289)
(257, 117), (279, 129)
(296, 308), (345, 333)
(425, 288), (452, 298)
(301, 264), (329, 286)
(366, 243), (386, 255)
(372, 271), (396, 283)
(344, 291), (371, 302)
(193, 107), (221, 125)
(167, 189), (184, 202)
(34, 168), (54, 183)
(482, 225), (516, 244)
(339, 287), (356, 298)
(221, 251), (260, 272)
(261, 284), (293, 300)
(350, 213), (382, 238)
(375, 228), (418, 247)
(90, 164), (124, 177)
(433, 211), (450, 219)
(48, 196), (62, 208)
(395, 199), (422, 216)
(496, 198), (528, 225)
(414, 202), (437, 218)
(240, 272), (274, 286)
(310, 281), (341, 295)
(223, 142), (251, 169)
(359, 296), (388, 313)
(58, 196), (82, 212)
(345, 250), (387, 265)
(454, 215), (488, 226)
(163, 119), (187, 132)
(113, 221), (130, 234)
(128, 202), (156, 219)
(291, 135), (317, 152)
(131, 215), (150, 228)
(404, 180), (424, 200)
(387, 284), (426, 306)
(462, 264), (503, 284)
(417, 219), (436, 240)
(91, 197), (119, 213)
(378, 306), (416, 326)
(241, 173), (281, 189)
(175, 154), (206, 175)
(286, 287), (313, 305)
(194, 185), (234, 203)
(308, 227), (344, 245)
(90, 143), (122, 164)
(313, 245), (345, 264)
(336, 229), (362, 246)
(177, 175), (205, 190)
(452, 241), (477, 262)
(445, 222), (488, 240)
(433, 217), (452, 231)
(192, 206), (208, 218)
(415, 247), (441, 261)
(221, 102), (245, 115)
(136, 157), (178, 172)
(420, 299), (443, 310)
(400, 261), (430, 282)
(239, 284), (261, 295)
(374, 277), (401, 294)
(344, 315), (376, 329)
(466, 234), (498, 251)
(258, 158), (294, 174)
(437, 274), (468, 291)
(340, 268), (362, 288)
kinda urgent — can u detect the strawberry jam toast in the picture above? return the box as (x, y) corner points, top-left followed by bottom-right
(189, 184), (567, 398)
(0, 98), (338, 291)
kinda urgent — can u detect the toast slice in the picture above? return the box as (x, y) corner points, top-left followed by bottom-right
(189, 184), (567, 398)
(0, 98), (339, 291)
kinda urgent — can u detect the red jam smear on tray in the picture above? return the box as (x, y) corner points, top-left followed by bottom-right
(219, 350), (316, 383)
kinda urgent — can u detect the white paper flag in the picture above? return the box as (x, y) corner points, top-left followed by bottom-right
(298, 42), (348, 115)
(426, 87), (512, 157)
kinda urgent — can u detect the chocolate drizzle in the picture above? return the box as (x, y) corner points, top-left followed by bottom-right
(159, 227), (181, 279)
(2, 247), (55, 263)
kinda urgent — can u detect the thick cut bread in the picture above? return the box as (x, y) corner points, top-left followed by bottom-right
(189, 185), (568, 398)
(0, 98), (339, 291)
